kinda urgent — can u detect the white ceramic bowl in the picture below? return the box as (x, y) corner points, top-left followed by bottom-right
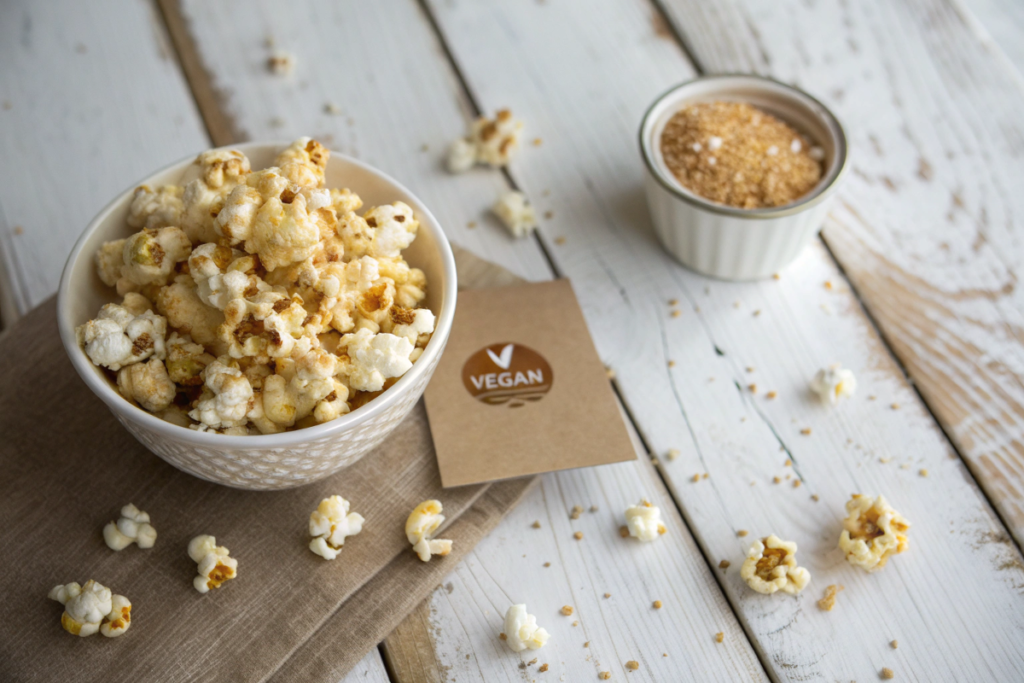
(58, 142), (457, 491)
(640, 75), (848, 280)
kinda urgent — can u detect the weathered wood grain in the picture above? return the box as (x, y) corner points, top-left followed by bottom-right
(424, 0), (1024, 680)
(659, 0), (1024, 548)
(0, 0), (209, 326)
(958, 0), (1024, 77)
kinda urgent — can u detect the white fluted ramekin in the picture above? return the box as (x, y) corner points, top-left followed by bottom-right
(57, 142), (457, 491)
(640, 75), (848, 280)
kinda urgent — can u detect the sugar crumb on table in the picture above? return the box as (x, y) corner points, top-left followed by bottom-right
(817, 584), (844, 611)
(715, 632), (724, 643)
(881, 667), (895, 679)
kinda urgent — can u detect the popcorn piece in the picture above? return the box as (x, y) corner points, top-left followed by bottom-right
(189, 244), (270, 310)
(363, 202), (419, 259)
(155, 275), (226, 351)
(117, 359), (176, 411)
(189, 357), (254, 430)
(99, 594), (132, 638)
(118, 227), (192, 290)
(267, 51), (296, 75)
(405, 499), (453, 562)
(127, 184), (184, 230)
(308, 495), (365, 560)
(220, 291), (310, 360)
(165, 332), (215, 386)
(838, 494), (910, 572)
(447, 109), (524, 172)
(103, 503), (157, 550)
(180, 149), (251, 244)
(188, 535), (238, 593)
(810, 364), (857, 405)
(740, 534), (811, 595)
(246, 193), (321, 271)
(95, 239), (127, 287)
(48, 580), (129, 638)
(274, 136), (328, 189)
(493, 191), (537, 238)
(392, 307), (435, 347)
(624, 499), (667, 542)
(503, 604), (550, 652)
(75, 301), (168, 371)
(338, 328), (414, 392)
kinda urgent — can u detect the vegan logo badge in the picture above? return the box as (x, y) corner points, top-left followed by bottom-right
(462, 342), (553, 407)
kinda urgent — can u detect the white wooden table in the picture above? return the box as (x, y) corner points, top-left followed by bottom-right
(4, 1), (1024, 680)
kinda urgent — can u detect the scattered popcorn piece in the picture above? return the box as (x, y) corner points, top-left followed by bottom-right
(719, 559), (730, 570)
(119, 226), (192, 290)
(447, 109), (524, 172)
(117, 358), (176, 412)
(493, 191), (537, 238)
(188, 535), (238, 593)
(800, 428), (812, 436)
(268, 51), (296, 75)
(561, 605), (574, 616)
(715, 632), (724, 643)
(626, 660), (640, 671)
(532, 521), (542, 529)
(406, 500), (453, 562)
(570, 505), (583, 520)
(652, 600), (662, 609)
(75, 299), (168, 371)
(881, 667), (895, 680)
(338, 328), (414, 392)
(740, 534), (811, 595)
(838, 494), (910, 572)
(574, 531), (584, 540)
(309, 495), (365, 560)
(891, 639), (899, 649)
(538, 663), (549, 672)
(127, 184), (184, 230)
(503, 604), (550, 652)
(49, 580), (130, 638)
(810, 364), (857, 404)
(817, 584), (844, 611)
(103, 503), (157, 551)
(600, 673), (611, 680)
(737, 529), (748, 537)
(624, 499), (666, 542)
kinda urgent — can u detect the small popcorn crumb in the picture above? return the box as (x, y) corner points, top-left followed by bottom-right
(668, 298), (679, 306)
(811, 364), (857, 405)
(324, 102), (341, 115)
(544, 210), (554, 219)
(584, 641), (590, 648)
(748, 383), (757, 393)
(737, 530), (749, 537)
(500, 632), (507, 640)
(784, 459), (792, 467)
(668, 360), (676, 368)
(793, 480), (802, 488)
(719, 559), (730, 570)
(715, 632), (724, 643)
(625, 660), (640, 671)
(619, 525), (630, 538)
(746, 367), (755, 373)
(604, 593), (611, 598)
(773, 476), (782, 484)
(671, 310), (681, 318)
(703, 473), (710, 479)
(606, 367), (616, 379)
(891, 639), (899, 649)
(692, 474), (700, 483)
(528, 657), (538, 665)
(919, 469), (929, 477)
(881, 667), (895, 679)
(773, 273), (780, 280)
(652, 600), (662, 609)
(493, 191), (537, 238)
(824, 280), (833, 290)
(533, 138), (543, 146)
(421, 143), (430, 152)
(590, 505), (599, 512)
(267, 51), (296, 75)
(891, 403), (900, 410)
(571, 505), (584, 520)
(574, 531), (584, 540)
(532, 521), (542, 529)
(767, 391), (777, 399)
(801, 428), (812, 435)
(13, 225), (24, 236)
(572, 620), (579, 627)
(753, 310), (761, 317)
(544, 562), (551, 567)
(666, 449), (680, 461)
(539, 663), (549, 672)
(554, 236), (566, 245)
(600, 673), (611, 680)
(561, 605), (574, 616)
(811, 494), (820, 502)
(880, 457), (891, 464)
(817, 584), (844, 611)
(467, 221), (477, 229)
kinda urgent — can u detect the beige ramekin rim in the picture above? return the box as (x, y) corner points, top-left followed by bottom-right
(639, 74), (849, 220)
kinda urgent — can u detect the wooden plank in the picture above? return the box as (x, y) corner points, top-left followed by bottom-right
(384, 416), (767, 682)
(957, 0), (1024, 77)
(423, 0), (1024, 680)
(0, 0), (209, 325)
(341, 649), (392, 683)
(657, 0), (1024, 550)
(167, 0), (553, 285)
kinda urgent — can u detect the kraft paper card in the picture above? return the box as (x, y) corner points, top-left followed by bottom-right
(425, 279), (636, 487)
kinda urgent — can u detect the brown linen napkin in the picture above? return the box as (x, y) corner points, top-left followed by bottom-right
(0, 245), (535, 683)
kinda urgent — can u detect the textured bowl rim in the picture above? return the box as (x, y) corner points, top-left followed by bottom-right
(639, 74), (849, 219)
(57, 140), (457, 448)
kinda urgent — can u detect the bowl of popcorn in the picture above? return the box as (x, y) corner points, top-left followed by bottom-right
(57, 138), (456, 490)
(640, 74), (848, 280)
